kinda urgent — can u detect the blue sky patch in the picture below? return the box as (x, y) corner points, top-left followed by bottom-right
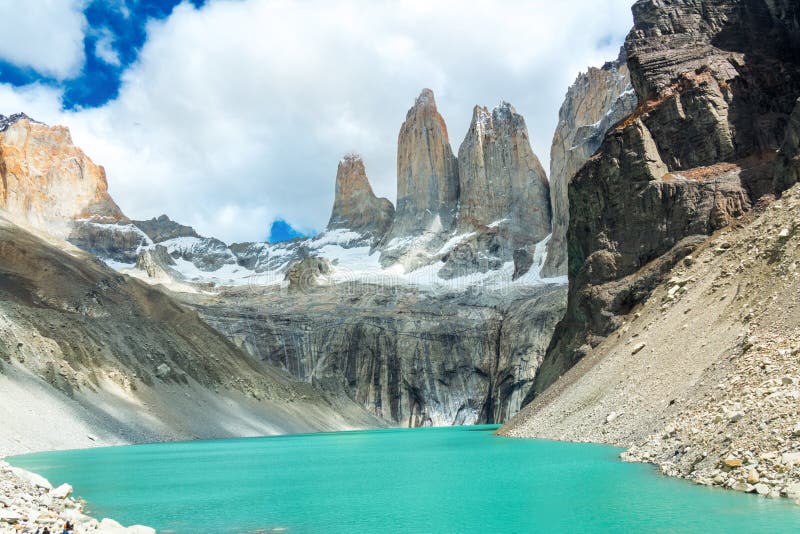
(268, 219), (312, 243)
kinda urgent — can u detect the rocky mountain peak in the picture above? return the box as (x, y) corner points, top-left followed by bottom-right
(541, 49), (637, 277)
(456, 100), (550, 247)
(0, 112), (39, 133)
(384, 88), (459, 244)
(0, 114), (125, 236)
(413, 88), (436, 109)
(327, 153), (394, 241)
(471, 105), (492, 132)
(133, 214), (200, 243)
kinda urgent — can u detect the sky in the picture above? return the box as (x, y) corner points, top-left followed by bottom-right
(0, 0), (635, 243)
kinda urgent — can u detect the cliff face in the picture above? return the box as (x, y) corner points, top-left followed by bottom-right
(381, 89), (459, 265)
(327, 154), (394, 242)
(532, 0), (800, 398)
(501, 183), (800, 499)
(542, 53), (638, 278)
(457, 103), (551, 247)
(0, 115), (125, 235)
(187, 283), (566, 427)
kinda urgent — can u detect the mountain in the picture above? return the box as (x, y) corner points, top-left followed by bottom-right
(383, 89), (459, 249)
(7, 86), (577, 428)
(0, 216), (380, 456)
(542, 50), (638, 277)
(501, 0), (800, 500)
(0, 62), (636, 431)
(531, 0), (800, 398)
(327, 154), (394, 243)
(0, 113), (125, 234)
(458, 103), (550, 242)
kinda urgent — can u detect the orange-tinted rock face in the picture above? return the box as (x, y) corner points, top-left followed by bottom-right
(0, 115), (125, 235)
(386, 89), (459, 241)
(327, 154), (394, 241)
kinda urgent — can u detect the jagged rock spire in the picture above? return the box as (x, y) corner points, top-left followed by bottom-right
(457, 101), (551, 247)
(384, 88), (459, 242)
(327, 153), (394, 240)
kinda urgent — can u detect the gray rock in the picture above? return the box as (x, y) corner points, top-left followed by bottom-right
(49, 483), (72, 499)
(285, 256), (332, 292)
(0, 509), (22, 524)
(132, 214), (199, 243)
(533, 0), (800, 398)
(543, 49), (637, 278)
(190, 283), (567, 426)
(155, 364), (171, 379)
(457, 102), (550, 248)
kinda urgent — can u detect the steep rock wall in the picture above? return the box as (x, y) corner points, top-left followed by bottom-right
(188, 284), (566, 427)
(532, 0), (800, 399)
(542, 53), (638, 277)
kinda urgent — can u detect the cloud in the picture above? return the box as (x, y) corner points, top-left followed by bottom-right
(94, 28), (121, 67)
(0, 0), (635, 243)
(0, 0), (87, 79)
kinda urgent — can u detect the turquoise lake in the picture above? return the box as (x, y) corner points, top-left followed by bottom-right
(8, 425), (800, 533)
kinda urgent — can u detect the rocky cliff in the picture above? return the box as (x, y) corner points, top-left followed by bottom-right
(501, 182), (800, 501)
(327, 154), (394, 242)
(0, 114), (125, 235)
(380, 89), (460, 267)
(457, 102), (550, 248)
(542, 52), (638, 277)
(531, 0), (800, 399)
(457, 103), (550, 240)
(185, 282), (566, 427)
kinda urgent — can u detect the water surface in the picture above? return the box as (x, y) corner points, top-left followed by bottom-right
(9, 426), (800, 533)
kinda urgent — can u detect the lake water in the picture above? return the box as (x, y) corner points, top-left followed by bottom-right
(9, 426), (800, 533)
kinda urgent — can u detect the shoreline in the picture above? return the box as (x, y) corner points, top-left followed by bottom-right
(0, 459), (154, 534)
(3, 422), (799, 534)
(499, 429), (800, 506)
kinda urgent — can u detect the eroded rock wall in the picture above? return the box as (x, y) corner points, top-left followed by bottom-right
(542, 52), (638, 277)
(533, 0), (800, 398)
(188, 283), (566, 427)
(0, 115), (125, 235)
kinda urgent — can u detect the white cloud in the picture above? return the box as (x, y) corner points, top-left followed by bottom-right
(0, 0), (87, 79)
(0, 0), (635, 242)
(94, 28), (121, 67)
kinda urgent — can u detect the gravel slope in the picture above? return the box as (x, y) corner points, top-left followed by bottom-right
(500, 184), (800, 501)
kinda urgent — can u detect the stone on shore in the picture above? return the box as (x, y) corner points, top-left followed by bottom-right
(10, 467), (52, 489)
(49, 483), (73, 499)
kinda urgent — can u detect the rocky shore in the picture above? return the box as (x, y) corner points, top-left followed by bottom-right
(621, 189), (800, 502)
(500, 185), (800, 504)
(0, 460), (154, 533)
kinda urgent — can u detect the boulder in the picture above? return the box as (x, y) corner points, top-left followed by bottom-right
(0, 509), (22, 524)
(10, 467), (52, 490)
(49, 483), (73, 499)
